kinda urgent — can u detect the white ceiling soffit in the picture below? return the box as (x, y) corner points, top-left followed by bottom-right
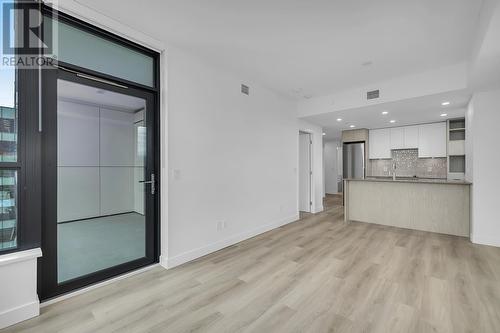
(308, 90), (471, 141)
(73, 0), (482, 97)
(297, 63), (468, 118)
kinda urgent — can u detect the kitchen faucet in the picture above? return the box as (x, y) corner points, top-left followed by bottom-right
(392, 162), (397, 181)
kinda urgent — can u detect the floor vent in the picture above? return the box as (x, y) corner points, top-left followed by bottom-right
(241, 84), (250, 95)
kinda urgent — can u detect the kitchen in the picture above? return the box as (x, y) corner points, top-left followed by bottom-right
(312, 91), (473, 238)
(343, 117), (470, 237)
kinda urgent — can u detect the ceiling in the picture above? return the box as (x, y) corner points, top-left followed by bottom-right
(303, 90), (471, 141)
(75, 0), (483, 98)
(58, 79), (145, 112)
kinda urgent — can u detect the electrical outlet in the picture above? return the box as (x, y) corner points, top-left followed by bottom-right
(216, 221), (227, 231)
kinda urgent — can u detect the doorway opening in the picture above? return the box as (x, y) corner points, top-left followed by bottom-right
(299, 132), (312, 215)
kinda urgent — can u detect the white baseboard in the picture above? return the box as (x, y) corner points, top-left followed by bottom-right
(314, 205), (324, 214)
(0, 301), (39, 330)
(165, 213), (300, 269)
(471, 234), (500, 248)
(159, 255), (169, 269)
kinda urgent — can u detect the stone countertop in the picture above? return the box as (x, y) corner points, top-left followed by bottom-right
(345, 177), (472, 185)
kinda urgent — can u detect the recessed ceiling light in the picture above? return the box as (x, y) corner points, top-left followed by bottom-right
(390, 120), (396, 123)
(336, 118), (342, 122)
(322, 133), (326, 136)
(440, 113), (448, 117)
(350, 125), (356, 128)
(441, 101), (450, 106)
(381, 111), (389, 115)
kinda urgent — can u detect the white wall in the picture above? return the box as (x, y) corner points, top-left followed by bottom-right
(298, 133), (312, 212)
(469, 0), (500, 90)
(324, 141), (341, 194)
(166, 47), (299, 267)
(298, 119), (324, 213)
(466, 88), (500, 246)
(0, 249), (42, 329)
(465, 99), (474, 182)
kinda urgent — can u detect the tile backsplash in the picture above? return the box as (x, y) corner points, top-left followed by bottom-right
(369, 149), (447, 178)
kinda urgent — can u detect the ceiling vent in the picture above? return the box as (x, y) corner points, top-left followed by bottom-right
(367, 89), (380, 100)
(241, 84), (250, 95)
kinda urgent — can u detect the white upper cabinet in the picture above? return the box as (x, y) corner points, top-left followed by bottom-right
(404, 125), (419, 149)
(418, 122), (447, 158)
(369, 128), (391, 159)
(390, 127), (405, 150)
(390, 126), (419, 150)
(369, 122), (446, 159)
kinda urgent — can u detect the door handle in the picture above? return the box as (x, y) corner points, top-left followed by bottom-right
(139, 174), (155, 195)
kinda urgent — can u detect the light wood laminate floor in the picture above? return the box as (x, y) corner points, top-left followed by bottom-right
(5, 194), (500, 332)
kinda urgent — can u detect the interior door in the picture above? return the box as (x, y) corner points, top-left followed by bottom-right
(40, 68), (158, 300)
(299, 132), (312, 212)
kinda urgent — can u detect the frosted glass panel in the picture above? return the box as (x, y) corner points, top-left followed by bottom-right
(45, 17), (155, 87)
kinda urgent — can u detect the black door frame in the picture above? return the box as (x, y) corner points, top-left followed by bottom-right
(40, 67), (160, 301)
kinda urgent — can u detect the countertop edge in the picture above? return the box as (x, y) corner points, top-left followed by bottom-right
(344, 178), (472, 185)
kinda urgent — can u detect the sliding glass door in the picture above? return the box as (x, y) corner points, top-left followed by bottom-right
(40, 68), (158, 299)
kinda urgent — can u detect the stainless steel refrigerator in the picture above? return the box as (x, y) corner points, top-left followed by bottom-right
(343, 142), (365, 179)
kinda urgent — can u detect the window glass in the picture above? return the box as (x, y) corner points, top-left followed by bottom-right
(45, 17), (155, 87)
(0, 170), (17, 250)
(0, 105), (18, 162)
(0, 0), (18, 251)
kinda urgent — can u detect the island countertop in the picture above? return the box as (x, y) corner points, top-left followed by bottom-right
(345, 177), (471, 185)
(344, 178), (470, 237)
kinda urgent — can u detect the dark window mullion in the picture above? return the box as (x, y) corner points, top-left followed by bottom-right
(0, 163), (21, 169)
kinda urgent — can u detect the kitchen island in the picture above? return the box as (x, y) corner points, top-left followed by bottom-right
(344, 178), (471, 237)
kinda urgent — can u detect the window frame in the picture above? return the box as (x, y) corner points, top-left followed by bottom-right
(1, 2), (161, 263)
(41, 6), (160, 93)
(37, 4), (161, 299)
(0, 0), (43, 254)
